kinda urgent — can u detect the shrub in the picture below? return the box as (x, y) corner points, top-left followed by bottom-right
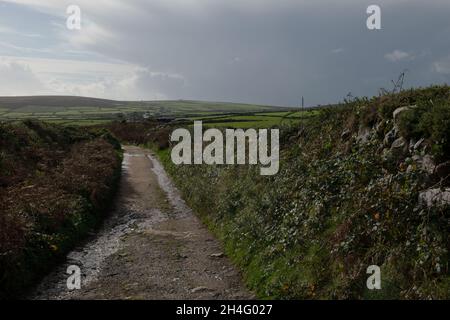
(398, 103), (450, 159)
(156, 86), (449, 299)
(0, 121), (122, 298)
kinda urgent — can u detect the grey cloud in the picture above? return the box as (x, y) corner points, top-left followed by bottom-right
(118, 69), (186, 100)
(0, 60), (46, 95)
(3, 0), (450, 105)
(434, 56), (450, 74)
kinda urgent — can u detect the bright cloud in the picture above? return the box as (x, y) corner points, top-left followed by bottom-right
(0, 59), (46, 95)
(384, 50), (414, 62)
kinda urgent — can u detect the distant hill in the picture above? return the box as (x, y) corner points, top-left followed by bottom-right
(0, 96), (284, 125)
(0, 96), (120, 109)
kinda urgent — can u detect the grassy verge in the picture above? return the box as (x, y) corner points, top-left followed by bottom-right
(0, 120), (122, 298)
(153, 86), (450, 299)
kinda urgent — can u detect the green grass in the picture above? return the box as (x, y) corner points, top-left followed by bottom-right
(0, 98), (284, 125)
(151, 85), (450, 300)
(46, 119), (113, 126)
(186, 110), (316, 128)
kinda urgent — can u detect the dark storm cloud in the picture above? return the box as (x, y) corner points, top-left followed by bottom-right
(2, 0), (450, 105)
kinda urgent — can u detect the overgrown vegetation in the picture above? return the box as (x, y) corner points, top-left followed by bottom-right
(0, 120), (122, 298)
(106, 121), (172, 149)
(154, 86), (449, 299)
(4, 85), (446, 300)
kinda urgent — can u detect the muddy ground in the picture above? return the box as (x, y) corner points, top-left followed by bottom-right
(31, 146), (252, 300)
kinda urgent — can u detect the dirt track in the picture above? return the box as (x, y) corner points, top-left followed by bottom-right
(31, 146), (252, 300)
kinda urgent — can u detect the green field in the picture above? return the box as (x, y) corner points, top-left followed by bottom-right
(0, 96), (314, 127)
(191, 112), (317, 128)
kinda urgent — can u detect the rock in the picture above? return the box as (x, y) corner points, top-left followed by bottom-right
(435, 161), (450, 179)
(390, 137), (409, 157)
(341, 129), (351, 141)
(383, 128), (397, 147)
(419, 188), (450, 208)
(356, 127), (371, 144)
(409, 139), (416, 152)
(413, 138), (425, 151)
(382, 148), (391, 160)
(375, 121), (385, 135)
(210, 253), (224, 258)
(410, 154), (436, 175)
(191, 286), (210, 293)
(421, 155), (436, 175)
(393, 105), (416, 123)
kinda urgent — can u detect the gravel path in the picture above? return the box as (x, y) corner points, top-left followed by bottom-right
(30, 146), (252, 300)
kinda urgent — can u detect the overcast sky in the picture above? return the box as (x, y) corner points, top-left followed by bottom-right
(0, 0), (449, 106)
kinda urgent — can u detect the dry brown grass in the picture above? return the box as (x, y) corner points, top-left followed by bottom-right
(0, 121), (122, 298)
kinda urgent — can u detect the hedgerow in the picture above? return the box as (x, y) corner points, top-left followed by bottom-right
(157, 86), (449, 299)
(0, 120), (122, 298)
